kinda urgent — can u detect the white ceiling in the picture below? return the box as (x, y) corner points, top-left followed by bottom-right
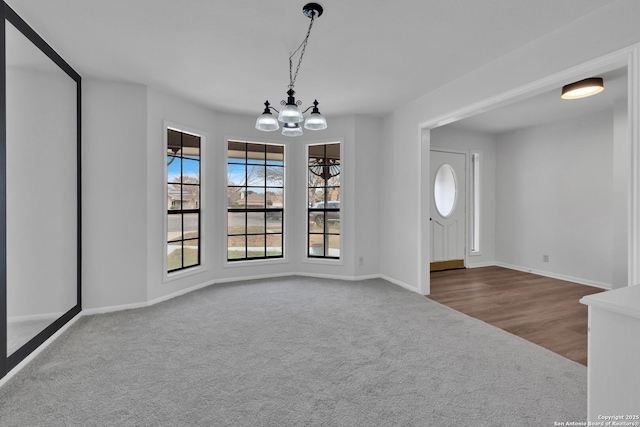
(5, 0), (617, 119)
(449, 67), (628, 135)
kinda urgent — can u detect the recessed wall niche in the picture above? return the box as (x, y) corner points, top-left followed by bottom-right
(1, 3), (81, 379)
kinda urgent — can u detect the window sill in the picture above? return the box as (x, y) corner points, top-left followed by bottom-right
(302, 257), (344, 266)
(223, 257), (289, 268)
(164, 265), (209, 283)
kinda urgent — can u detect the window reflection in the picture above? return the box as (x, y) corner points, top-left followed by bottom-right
(308, 143), (341, 259)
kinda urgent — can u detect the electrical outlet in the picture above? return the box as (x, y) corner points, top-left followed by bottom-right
(543, 254), (549, 263)
(359, 256), (364, 266)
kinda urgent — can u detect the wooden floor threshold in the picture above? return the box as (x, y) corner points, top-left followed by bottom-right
(430, 259), (465, 272)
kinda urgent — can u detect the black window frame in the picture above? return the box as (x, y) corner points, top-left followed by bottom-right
(307, 142), (341, 259)
(167, 128), (201, 273)
(227, 141), (284, 262)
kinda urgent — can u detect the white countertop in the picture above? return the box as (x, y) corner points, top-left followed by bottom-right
(580, 284), (640, 320)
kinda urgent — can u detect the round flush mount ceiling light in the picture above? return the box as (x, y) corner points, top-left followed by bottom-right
(561, 77), (604, 99)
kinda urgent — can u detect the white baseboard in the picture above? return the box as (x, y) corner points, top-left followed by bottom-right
(353, 274), (384, 281)
(291, 271), (351, 281)
(8, 311), (66, 324)
(84, 272), (419, 316)
(147, 279), (217, 306)
(0, 313), (82, 389)
(216, 272), (297, 284)
(82, 301), (149, 316)
(495, 262), (612, 290)
(295, 272), (419, 293)
(290, 272), (378, 282)
(379, 274), (420, 293)
(466, 261), (496, 269)
(83, 280), (220, 316)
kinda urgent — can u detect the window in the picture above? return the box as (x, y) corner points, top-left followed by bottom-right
(434, 164), (457, 218)
(227, 141), (284, 261)
(470, 152), (480, 253)
(167, 128), (201, 272)
(307, 143), (341, 258)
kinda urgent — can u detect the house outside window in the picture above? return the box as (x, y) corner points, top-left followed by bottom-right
(227, 141), (284, 261)
(167, 128), (201, 272)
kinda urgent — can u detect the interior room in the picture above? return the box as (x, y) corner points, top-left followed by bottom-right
(2, 0), (640, 425)
(428, 66), (628, 364)
(431, 66), (628, 283)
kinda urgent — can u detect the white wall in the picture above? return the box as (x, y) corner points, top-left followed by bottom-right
(612, 99), (629, 289)
(380, 116), (421, 291)
(381, 0), (640, 293)
(82, 79), (148, 309)
(353, 116), (382, 277)
(79, 82), (383, 310)
(495, 110), (614, 288)
(146, 88), (220, 302)
(430, 126), (497, 268)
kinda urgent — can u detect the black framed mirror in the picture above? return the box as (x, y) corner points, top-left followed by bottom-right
(1, 2), (81, 379)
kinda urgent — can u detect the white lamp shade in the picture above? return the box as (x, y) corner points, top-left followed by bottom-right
(282, 122), (303, 137)
(304, 112), (327, 130)
(256, 113), (280, 131)
(278, 104), (303, 124)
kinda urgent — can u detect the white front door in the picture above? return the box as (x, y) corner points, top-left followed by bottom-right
(430, 150), (466, 271)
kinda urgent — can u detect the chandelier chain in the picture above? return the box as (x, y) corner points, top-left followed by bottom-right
(289, 15), (315, 89)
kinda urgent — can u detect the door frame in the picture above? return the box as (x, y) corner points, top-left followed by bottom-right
(430, 147), (468, 270)
(418, 44), (640, 295)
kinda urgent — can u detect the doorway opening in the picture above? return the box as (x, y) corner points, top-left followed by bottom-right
(419, 46), (639, 296)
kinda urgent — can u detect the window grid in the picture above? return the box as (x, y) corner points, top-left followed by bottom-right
(227, 141), (284, 261)
(307, 143), (341, 259)
(167, 129), (201, 273)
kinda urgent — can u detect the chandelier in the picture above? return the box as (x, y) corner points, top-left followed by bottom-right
(255, 3), (327, 136)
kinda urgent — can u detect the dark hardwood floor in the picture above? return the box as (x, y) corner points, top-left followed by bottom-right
(428, 266), (604, 365)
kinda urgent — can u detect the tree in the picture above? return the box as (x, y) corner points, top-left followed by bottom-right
(168, 176), (200, 209)
(227, 165), (284, 207)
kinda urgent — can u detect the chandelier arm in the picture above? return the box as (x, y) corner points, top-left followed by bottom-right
(289, 15), (315, 89)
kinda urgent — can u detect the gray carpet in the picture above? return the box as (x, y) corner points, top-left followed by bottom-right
(0, 276), (586, 426)
(7, 318), (57, 355)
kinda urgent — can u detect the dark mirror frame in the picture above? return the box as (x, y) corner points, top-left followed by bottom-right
(0, 2), (81, 380)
